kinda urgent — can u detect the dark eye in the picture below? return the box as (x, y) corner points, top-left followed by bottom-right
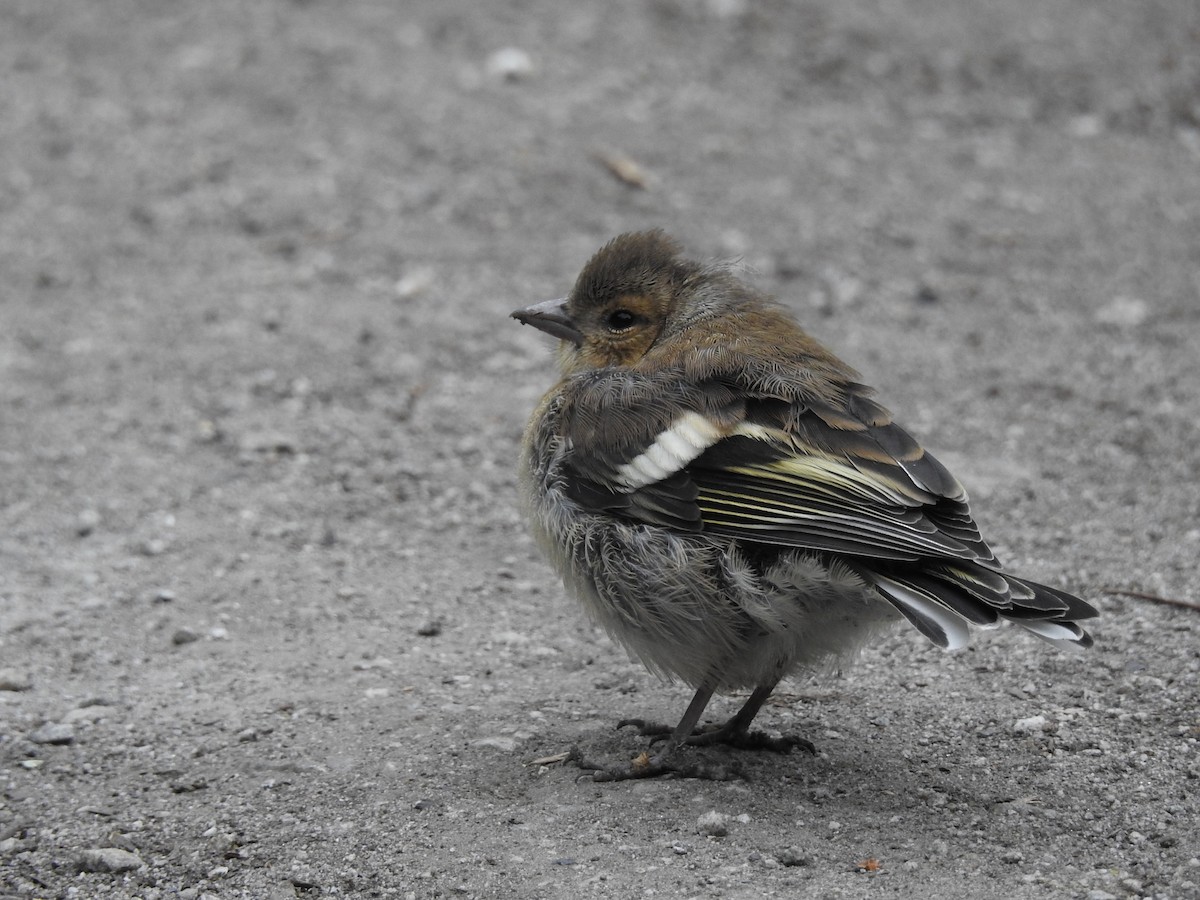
(605, 309), (636, 331)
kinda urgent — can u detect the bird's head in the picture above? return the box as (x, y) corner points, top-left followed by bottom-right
(512, 230), (704, 372)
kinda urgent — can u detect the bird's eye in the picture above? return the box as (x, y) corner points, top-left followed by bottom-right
(605, 309), (636, 332)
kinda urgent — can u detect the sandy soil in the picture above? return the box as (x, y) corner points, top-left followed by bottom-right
(2, 1), (1199, 897)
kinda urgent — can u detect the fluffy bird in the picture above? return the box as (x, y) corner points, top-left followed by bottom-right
(512, 230), (1096, 780)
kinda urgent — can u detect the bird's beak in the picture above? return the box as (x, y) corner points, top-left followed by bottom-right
(511, 297), (584, 347)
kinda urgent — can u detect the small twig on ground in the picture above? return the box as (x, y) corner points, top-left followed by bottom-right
(1101, 588), (1200, 613)
(527, 751), (571, 767)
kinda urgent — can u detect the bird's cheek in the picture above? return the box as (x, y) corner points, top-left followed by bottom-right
(622, 331), (661, 366)
(569, 341), (619, 371)
(555, 341), (582, 371)
(557, 344), (612, 376)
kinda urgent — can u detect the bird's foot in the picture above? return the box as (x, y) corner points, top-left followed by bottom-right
(616, 718), (815, 755)
(565, 746), (739, 782)
(614, 718), (674, 742)
(688, 726), (815, 754)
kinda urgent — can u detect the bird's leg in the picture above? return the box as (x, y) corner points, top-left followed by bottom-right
(570, 682), (814, 781)
(641, 681), (716, 760)
(621, 682), (815, 754)
(571, 684), (730, 781)
(683, 683), (815, 753)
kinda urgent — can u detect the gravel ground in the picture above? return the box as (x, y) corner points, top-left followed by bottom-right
(2, 1), (1199, 898)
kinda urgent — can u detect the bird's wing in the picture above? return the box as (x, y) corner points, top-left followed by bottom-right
(555, 371), (743, 531)
(558, 373), (989, 564)
(689, 388), (1096, 647)
(556, 374), (1096, 648)
(689, 386), (994, 565)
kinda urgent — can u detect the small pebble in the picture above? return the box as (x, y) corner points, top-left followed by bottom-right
(486, 47), (534, 81)
(697, 811), (729, 837)
(240, 431), (297, 454)
(1013, 714), (1050, 734)
(471, 736), (517, 753)
(30, 723), (75, 745)
(169, 777), (208, 794)
(1001, 849), (1024, 863)
(395, 268), (434, 299)
(77, 508), (102, 536)
(417, 620), (442, 637)
(63, 705), (116, 724)
(776, 847), (810, 867)
(172, 627), (201, 646)
(1094, 296), (1149, 328)
(0, 668), (33, 692)
(78, 847), (144, 873)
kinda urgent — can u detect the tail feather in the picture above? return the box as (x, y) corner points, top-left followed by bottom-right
(859, 562), (1096, 651)
(1014, 577), (1100, 621)
(869, 573), (972, 650)
(898, 571), (1001, 627)
(1018, 618), (1093, 650)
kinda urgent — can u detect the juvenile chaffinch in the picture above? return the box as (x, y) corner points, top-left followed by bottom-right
(512, 230), (1096, 780)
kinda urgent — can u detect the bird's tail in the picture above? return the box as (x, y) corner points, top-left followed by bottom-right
(853, 561), (1097, 651)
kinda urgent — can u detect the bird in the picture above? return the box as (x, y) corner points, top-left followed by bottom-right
(511, 230), (1097, 780)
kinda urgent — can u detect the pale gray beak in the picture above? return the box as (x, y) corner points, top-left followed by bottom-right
(511, 297), (583, 346)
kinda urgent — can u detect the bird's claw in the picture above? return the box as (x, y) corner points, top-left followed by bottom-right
(566, 746), (739, 782)
(616, 718), (815, 754)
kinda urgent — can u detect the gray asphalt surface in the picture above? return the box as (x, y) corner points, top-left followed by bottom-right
(2, 1), (1199, 897)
